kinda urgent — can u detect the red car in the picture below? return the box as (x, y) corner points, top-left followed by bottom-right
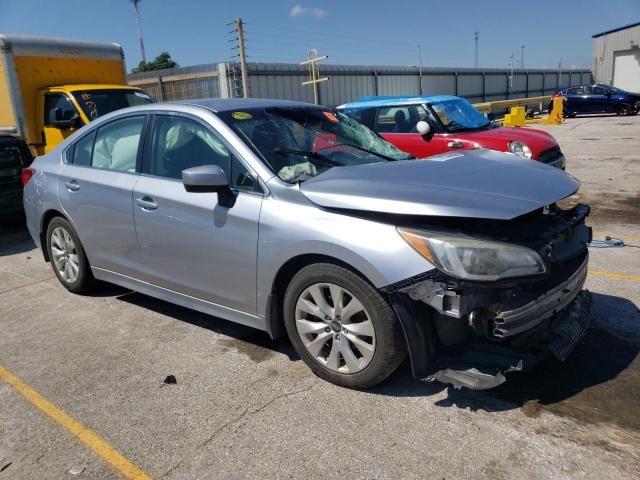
(337, 95), (565, 168)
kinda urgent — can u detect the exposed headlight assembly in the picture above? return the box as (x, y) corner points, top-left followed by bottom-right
(397, 228), (546, 281)
(508, 141), (533, 159)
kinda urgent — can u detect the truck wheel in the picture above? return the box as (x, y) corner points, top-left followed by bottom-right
(46, 217), (95, 294)
(283, 263), (406, 389)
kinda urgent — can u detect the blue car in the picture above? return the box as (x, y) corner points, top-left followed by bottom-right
(552, 83), (640, 117)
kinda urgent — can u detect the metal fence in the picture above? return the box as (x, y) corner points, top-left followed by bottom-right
(128, 63), (221, 101)
(128, 62), (592, 107)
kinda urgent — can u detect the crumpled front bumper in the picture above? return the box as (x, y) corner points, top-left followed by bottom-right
(494, 255), (588, 338)
(428, 289), (592, 389)
(388, 256), (593, 390)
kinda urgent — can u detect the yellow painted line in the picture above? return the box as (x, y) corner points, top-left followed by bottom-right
(588, 269), (640, 282)
(0, 364), (150, 480)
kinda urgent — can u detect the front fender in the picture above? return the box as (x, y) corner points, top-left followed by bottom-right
(256, 195), (434, 318)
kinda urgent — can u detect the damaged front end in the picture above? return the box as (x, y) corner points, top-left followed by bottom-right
(384, 203), (593, 390)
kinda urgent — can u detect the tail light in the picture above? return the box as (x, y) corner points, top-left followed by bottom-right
(21, 167), (35, 186)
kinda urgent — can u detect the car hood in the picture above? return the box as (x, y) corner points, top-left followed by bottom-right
(299, 149), (580, 220)
(454, 126), (558, 156)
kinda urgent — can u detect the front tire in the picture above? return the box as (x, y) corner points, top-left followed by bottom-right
(616, 103), (631, 116)
(283, 263), (406, 389)
(46, 217), (95, 294)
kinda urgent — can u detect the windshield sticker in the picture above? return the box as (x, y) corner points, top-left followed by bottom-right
(322, 111), (339, 122)
(79, 93), (98, 119)
(430, 152), (463, 162)
(232, 111), (252, 120)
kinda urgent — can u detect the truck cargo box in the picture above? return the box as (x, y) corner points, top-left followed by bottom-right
(0, 35), (127, 146)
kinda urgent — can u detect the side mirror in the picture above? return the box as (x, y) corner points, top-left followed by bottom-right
(48, 108), (82, 129)
(182, 164), (235, 207)
(416, 120), (432, 141)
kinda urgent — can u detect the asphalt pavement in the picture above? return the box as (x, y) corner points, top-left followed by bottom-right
(1, 114), (639, 479)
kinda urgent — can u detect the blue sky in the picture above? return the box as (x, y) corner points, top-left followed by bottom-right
(1, 0), (638, 71)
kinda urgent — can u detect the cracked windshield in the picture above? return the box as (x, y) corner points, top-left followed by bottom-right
(430, 97), (491, 132)
(221, 107), (412, 182)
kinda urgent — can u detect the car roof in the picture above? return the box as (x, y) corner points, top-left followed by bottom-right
(557, 83), (610, 90)
(337, 95), (462, 111)
(170, 98), (318, 112)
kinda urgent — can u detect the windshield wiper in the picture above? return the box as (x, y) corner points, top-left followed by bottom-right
(273, 148), (342, 166)
(317, 143), (408, 161)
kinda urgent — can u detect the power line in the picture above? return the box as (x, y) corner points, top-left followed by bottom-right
(249, 23), (414, 45)
(247, 25), (416, 51)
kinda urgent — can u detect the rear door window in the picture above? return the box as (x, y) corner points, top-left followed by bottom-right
(91, 116), (145, 172)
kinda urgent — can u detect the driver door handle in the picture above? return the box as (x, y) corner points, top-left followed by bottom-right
(447, 141), (464, 149)
(136, 196), (158, 211)
(64, 180), (80, 192)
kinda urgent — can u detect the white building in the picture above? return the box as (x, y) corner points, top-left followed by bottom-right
(592, 22), (640, 92)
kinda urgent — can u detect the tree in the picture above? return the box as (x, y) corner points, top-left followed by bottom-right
(131, 52), (178, 73)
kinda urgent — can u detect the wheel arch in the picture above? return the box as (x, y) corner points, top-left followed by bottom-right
(39, 209), (69, 262)
(265, 253), (376, 340)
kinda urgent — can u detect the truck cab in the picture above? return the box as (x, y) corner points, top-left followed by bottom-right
(0, 34), (154, 216)
(36, 85), (152, 155)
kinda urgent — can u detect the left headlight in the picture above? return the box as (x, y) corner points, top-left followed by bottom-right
(508, 141), (533, 159)
(397, 228), (547, 281)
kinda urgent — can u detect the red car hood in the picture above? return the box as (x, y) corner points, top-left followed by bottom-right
(454, 126), (558, 159)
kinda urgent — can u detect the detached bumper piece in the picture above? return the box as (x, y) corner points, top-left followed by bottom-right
(426, 290), (592, 390)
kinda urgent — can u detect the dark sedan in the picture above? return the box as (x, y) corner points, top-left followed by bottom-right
(552, 83), (640, 117)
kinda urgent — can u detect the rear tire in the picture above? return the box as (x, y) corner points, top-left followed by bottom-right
(283, 263), (406, 389)
(46, 217), (95, 294)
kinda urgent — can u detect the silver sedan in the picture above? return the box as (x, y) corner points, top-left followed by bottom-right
(23, 99), (592, 389)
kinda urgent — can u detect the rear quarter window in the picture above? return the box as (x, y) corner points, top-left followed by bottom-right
(69, 131), (96, 166)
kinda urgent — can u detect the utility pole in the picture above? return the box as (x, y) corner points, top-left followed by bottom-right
(130, 0), (147, 63)
(474, 31), (479, 68)
(235, 18), (250, 98)
(417, 44), (423, 95)
(300, 49), (329, 104)
(509, 51), (514, 88)
(521, 45), (525, 69)
(558, 58), (563, 87)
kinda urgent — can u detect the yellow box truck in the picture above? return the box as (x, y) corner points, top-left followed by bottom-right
(0, 34), (153, 216)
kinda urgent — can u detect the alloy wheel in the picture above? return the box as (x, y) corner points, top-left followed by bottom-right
(50, 226), (80, 284)
(295, 282), (376, 374)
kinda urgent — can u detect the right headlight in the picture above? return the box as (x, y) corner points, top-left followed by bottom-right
(508, 141), (533, 158)
(397, 228), (547, 281)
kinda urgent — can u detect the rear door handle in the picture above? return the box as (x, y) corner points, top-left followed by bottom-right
(136, 196), (158, 211)
(447, 141), (464, 149)
(64, 180), (80, 192)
